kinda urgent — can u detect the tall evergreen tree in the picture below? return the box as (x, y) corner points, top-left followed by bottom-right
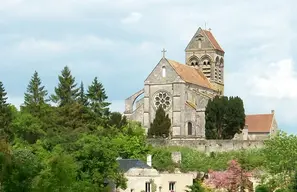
(23, 71), (48, 114)
(205, 95), (245, 139)
(0, 81), (13, 141)
(78, 81), (88, 107)
(87, 77), (110, 117)
(51, 66), (79, 107)
(148, 106), (171, 138)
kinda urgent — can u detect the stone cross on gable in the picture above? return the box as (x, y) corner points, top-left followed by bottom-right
(162, 48), (167, 58)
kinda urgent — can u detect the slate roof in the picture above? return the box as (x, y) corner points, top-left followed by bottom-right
(167, 59), (213, 89)
(117, 159), (152, 172)
(245, 114), (274, 133)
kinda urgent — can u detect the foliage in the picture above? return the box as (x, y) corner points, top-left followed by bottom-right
(255, 185), (269, 192)
(263, 131), (297, 175)
(186, 180), (205, 192)
(87, 77), (110, 118)
(148, 106), (171, 138)
(205, 96), (245, 139)
(51, 66), (79, 106)
(1, 149), (41, 192)
(205, 160), (251, 192)
(0, 81), (13, 141)
(152, 146), (264, 173)
(78, 81), (89, 107)
(288, 171), (297, 192)
(108, 112), (127, 129)
(23, 71), (48, 116)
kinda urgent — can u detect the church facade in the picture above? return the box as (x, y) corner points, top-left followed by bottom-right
(124, 27), (278, 140)
(124, 27), (224, 138)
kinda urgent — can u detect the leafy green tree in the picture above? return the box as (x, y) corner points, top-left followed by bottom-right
(289, 171), (297, 192)
(148, 106), (171, 138)
(87, 77), (110, 117)
(1, 149), (41, 192)
(186, 180), (205, 192)
(51, 66), (79, 106)
(78, 81), (88, 107)
(73, 134), (127, 190)
(263, 131), (297, 175)
(255, 185), (269, 192)
(0, 139), (12, 184)
(32, 146), (78, 192)
(205, 96), (245, 139)
(12, 112), (46, 144)
(0, 81), (13, 141)
(108, 112), (127, 129)
(23, 71), (48, 115)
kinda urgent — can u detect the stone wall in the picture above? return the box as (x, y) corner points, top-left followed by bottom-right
(147, 139), (264, 153)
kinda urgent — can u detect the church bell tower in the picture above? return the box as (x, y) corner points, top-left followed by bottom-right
(185, 27), (225, 95)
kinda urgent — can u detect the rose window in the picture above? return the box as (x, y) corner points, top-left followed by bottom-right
(154, 91), (171, 110)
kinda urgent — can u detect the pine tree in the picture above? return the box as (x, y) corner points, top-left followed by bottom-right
(87, 77), (110, 117)
(23, 71), (48, 114)
(0, 81), (13, 141)
(51, 66), (79, 107)
(78, 82), (88, 107)
(148, 106), (171, 138)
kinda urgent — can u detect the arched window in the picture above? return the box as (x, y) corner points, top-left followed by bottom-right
(162, 66), (166, 77)
(187, 122), (193, 135)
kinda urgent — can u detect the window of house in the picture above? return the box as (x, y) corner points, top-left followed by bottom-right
(169, 182), (176, 191)
(145, 182), (151, 192)
(188, 122), (192, 135)
(162, 66), (166, 77)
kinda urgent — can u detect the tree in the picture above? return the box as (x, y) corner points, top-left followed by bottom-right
(51, 66), (79, 106)
(263, 131), (297, 175)
(255, 185), (269, 192)
(148, 106), (171, 138)
(0, 81), (13, 141)
(205, 96), (245, 139)
(205, 160), (252, 192)
(108, 112), (127, 129)
(87, 77), (110, 117)
(78, 81), (88, 107)
(186, 180), (205, 192)
(23, 71), (48, 115)
(1, 149), (41, 192)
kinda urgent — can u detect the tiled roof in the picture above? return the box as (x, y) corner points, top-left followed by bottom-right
(202, 29), (224, 53)
(245, 114), (274, 133)
(167, 59), (213, 89)
(117, 159), (151, 172)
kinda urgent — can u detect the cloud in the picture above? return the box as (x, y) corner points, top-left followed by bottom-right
(121, 12), (142, 24)
(248, 59), (297, 99)
(226, 58), (297, 132)
(1, 0), (296, 133)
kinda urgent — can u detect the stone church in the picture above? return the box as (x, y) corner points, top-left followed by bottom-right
(124, 27), (278, 140)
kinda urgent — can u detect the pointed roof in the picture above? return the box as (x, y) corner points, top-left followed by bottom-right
(167, 59), (213, 89)
(245, 113), (274, 133)
(185, 27), (224, 53)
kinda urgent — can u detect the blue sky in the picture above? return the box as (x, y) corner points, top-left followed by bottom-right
(0, 0), (296, 133)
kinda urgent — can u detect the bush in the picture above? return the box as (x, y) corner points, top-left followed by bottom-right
(255, 185), (269, 192)
(152, 146), (265, 172)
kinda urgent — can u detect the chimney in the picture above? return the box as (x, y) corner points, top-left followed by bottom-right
(271, 110), (275, 114)
(147, 155), (152, 167)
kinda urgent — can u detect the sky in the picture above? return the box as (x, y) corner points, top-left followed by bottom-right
(0, 0), (296, 133)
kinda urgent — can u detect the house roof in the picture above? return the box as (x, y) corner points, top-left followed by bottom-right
(245, 114), (274, 133)
(167, 59), (213, 89)
(117, 159), (152, 172)
(202, 29), (224, 53)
